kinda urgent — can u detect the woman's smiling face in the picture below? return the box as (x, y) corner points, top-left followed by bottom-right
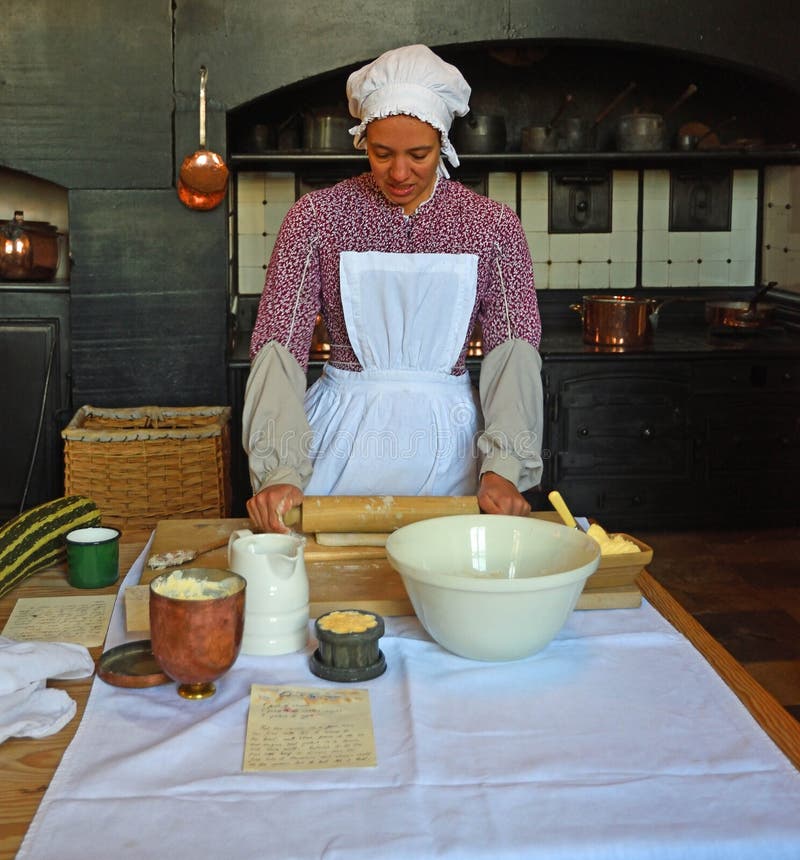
(365, 114), (441, 214)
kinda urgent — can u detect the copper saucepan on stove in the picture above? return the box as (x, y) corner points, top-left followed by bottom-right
(571, 294), (672, 351)
(177, 66), (230, 211)
(705, 282), (778, 329)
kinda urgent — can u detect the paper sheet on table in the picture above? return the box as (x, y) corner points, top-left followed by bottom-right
(123, 585), (150, 632)
(2, 596), (116, 648)
(243, 685), (376, 771)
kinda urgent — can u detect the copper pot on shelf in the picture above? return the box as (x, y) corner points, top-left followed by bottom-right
(0, 210), (60, 281)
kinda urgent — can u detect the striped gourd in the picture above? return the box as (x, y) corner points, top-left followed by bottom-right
(0, 495), (101, 599)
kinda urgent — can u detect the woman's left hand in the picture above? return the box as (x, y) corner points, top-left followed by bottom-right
(477, 472), (531, 516)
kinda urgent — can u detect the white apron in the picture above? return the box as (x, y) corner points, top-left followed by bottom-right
(304, 251), (480, 496)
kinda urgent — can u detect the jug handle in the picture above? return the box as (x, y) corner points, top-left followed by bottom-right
(227, 528), (253, 563)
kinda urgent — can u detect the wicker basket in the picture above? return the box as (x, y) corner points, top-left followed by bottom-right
(62, 405), (232, 531)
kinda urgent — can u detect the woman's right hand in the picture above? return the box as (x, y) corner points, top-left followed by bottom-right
(246, 483), (304, 533)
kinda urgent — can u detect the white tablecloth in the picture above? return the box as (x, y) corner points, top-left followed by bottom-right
(16, 540), (800, 860)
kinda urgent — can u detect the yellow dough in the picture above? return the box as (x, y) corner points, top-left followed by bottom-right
(587, 524), (640, 555)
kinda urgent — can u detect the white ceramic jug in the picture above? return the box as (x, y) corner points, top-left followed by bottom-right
(227, 529), (309, 656)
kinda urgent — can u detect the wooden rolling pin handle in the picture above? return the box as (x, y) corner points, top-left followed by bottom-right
(282, 495), (481, 533)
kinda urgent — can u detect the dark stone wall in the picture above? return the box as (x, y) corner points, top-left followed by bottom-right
(2, 0), (798, 408)
(68, 190), (228, 406)
(2, 1), (227, 407)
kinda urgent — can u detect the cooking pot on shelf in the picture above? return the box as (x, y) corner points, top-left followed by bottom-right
(675, 115), (738, 151)
(571, 294), (671, 351)
(450, 113), (507, 154)
(303, 113), (352, 153)
(554, 81), (637, 153)
(617, 113), (667, 152)
(521, 94), (573, 153)
(243, 114), (303, 152)
(0, 210), (60, 281)
(616, 83), (698, 152)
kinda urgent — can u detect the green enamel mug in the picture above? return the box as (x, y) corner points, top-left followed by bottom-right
(66, 526), (121, 589)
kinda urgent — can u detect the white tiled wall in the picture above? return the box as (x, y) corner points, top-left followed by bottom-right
(762, 165), (800, 293)
(641, 169), (758, 288)
(519, 171), (638, 290)
(236, 171), (294, 295)
(486, 172), (517, 210)
(237, 164), (783, 295)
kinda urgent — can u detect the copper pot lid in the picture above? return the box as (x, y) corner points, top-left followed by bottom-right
(97, 639), (170, 688)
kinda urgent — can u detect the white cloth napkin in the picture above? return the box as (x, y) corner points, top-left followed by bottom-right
(0, 636), (95, 743)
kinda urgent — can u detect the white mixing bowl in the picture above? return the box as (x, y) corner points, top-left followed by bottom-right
(385, 515), (601, 661)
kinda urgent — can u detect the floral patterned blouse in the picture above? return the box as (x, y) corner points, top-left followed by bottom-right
(249, 173), (541, 372)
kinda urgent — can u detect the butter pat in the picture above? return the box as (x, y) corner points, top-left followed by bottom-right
(152, 571), (237, 600)
(318, 609), (378, 635)
(586, 524), (641, 555)
(311, 609), (387, 681)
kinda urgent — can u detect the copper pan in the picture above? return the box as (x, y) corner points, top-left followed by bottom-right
(705, 282), (777, 329)
(571, 294), (673, 351)
(177, 66), (229, 211)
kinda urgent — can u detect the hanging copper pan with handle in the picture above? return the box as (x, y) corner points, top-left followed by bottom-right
(177, 66), (229, 211)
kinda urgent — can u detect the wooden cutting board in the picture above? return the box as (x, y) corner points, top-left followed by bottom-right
(139, 518), (387, 584)
(128, 517), (641, 632)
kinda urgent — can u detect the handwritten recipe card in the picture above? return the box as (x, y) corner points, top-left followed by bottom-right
(2, 595), (116, 647)
(243, 685), (377, 772)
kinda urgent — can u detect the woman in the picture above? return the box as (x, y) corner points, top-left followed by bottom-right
(243, 44), (543, 533)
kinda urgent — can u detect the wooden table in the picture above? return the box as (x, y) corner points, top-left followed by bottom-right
(0, 537), (148, 860)
(1, 536), (799, 860)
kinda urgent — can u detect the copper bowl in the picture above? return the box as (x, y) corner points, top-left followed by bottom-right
(149, 568), (246, 699)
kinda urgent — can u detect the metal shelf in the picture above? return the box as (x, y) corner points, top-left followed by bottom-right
(230, 148), (800, 170)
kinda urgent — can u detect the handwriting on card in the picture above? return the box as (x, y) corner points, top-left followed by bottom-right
(243, 685), (377, 772)
(2, 595), (116, 648)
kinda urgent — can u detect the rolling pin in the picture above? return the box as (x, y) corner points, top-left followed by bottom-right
(282, 495), (480, 533)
